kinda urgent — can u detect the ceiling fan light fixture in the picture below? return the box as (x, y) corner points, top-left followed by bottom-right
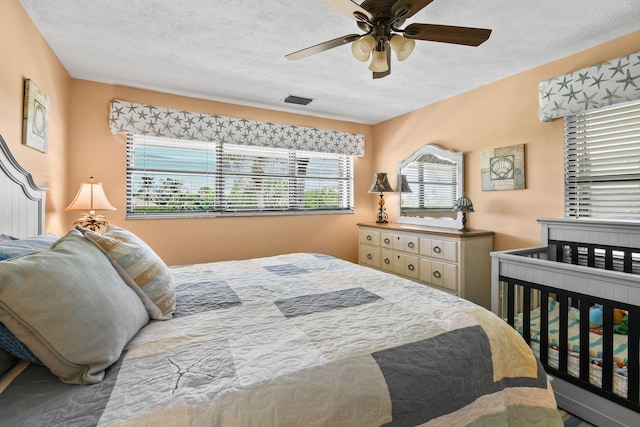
(368, 49), (389, 73)
(390, 34), (415, 61)
(351, 34), (376, 62)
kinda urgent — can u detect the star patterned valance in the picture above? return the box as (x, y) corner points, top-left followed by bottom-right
(539, 50), (640, 122)
(109, 99), (365, 157)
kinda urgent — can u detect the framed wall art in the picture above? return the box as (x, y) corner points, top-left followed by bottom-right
(22, 79), (50, 153)
(481, 144), (525, 191)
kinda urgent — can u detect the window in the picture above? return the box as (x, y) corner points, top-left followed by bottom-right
(126, 135), (353, 218)
(565, 99), (640, 220)
(400, 155), (458, 212)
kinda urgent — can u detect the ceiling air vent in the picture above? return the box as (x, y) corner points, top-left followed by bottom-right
(284, 95), (313, 106)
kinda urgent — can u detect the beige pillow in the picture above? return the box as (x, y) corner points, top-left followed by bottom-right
(0, 229), (149, 384)
(84, 225), (176, 320)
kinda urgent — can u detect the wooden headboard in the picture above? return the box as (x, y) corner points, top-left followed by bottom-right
(0, 134), (47, 237)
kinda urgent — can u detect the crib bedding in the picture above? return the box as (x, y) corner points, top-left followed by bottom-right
(514, 299), (635, 399)
(0, 253), (562, 426)
(514, 299), (630, 367)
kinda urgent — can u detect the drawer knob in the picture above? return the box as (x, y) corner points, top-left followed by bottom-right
(367, 254), (372, 260)
(408, 264), (415, 271)
(433, 246), (441, 254)
(384, 258), (391, 264)
(384, 238), (390, 244)
(367, 235), (372, 241)
(407, 242), (415, 249)
(433, 270), (441, 278)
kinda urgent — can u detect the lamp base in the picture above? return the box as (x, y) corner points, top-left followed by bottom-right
(376, 193), (388, 223)
(73, 213), (109, 232)
(458, 211), (471, 232)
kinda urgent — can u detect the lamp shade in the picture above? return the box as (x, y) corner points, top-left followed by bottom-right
(453, 195), (475, 213)
(351, 35), (376, 62)
(369, 172), (394, 193)
(399, 174), (412, 193)
(66, 177), (116, 213)
(390, 34), (415, 61)
(368, 49), (389, 73)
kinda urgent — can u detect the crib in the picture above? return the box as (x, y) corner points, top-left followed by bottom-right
(491, 218), (640, 427)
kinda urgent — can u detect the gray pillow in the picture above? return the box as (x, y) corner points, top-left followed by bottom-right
(0, 229), (149, 384)
(0, 233), (60, 258)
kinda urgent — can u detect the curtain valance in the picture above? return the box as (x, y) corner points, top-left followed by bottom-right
(539, 50), (640, 122)
(109, 99), (365, 157)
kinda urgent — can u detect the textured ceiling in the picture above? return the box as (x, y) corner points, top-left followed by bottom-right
(19, 0), (640, 124)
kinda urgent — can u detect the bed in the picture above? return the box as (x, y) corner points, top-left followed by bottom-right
(0, 134), (562, 426)
(492, 218), (640, 427)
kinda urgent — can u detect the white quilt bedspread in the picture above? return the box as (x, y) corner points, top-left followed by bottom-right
(0, 253), (562, 426)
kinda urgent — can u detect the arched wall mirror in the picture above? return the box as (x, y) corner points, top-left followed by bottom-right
(397, 144), (464, 229)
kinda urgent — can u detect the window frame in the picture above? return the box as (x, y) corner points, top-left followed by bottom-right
(565, 99), (640, 221)
(125, 135), (354, 219)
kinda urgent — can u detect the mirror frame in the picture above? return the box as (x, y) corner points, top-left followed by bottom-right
(396, 144), (464, 229)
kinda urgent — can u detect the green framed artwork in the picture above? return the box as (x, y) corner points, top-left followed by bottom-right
(481, 144), (525, 191)
(22, 79), (50, 153)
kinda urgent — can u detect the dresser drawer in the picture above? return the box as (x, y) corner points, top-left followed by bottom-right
(420, 238), (457, 262)
(382, 250), (419, 279)
(381, 232), (419, 254)
(419, 259), (457, 292)
(359, 244), (381, 267)
(359, 229), (380, 246)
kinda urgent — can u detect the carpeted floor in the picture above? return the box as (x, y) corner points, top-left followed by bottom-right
(558, 408), (595, 427)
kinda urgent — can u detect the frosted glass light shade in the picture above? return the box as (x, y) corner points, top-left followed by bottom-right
(390, 34), (415, 61)
(351, 35), (376, 62)
(66, 178), (116, 214)
(368, 50), (389, 72)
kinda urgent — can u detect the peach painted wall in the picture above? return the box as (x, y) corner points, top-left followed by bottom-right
(0, 0), (71, 233)
(66, 81), (375, 265)
(5, 0), (640, 264)
(373, 30), (640, 252)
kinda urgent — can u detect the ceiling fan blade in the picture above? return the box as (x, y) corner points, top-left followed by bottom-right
(404, 23), (492, 46)
(373, 42), (391, 79)
(321, 0), (372, 22)
(391, 0), (435, 19)
(286, 34), (361, 60)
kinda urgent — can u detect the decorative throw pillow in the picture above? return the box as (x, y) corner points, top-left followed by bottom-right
(83, 225), (176, 320)
(0, 233), (60, 258)
(0, 322), (41, 365)
(0, 229), (149, 384)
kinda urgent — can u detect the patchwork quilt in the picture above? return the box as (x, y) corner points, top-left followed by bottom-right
(0, 253), (562, 426)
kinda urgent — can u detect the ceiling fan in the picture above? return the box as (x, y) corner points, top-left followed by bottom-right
(285, 0), (492, 79)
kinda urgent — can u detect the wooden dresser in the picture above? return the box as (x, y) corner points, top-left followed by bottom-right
(358, 222), (494, 309)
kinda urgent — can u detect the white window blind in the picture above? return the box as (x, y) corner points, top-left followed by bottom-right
(565, 100), (640, 220)
(400, 159), (458, 211)
(126, 135), (353, 218)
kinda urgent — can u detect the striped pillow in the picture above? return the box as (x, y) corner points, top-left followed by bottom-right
(83, 225), (176, 320)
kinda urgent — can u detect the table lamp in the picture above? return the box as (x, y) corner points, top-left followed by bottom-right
(453, 195), (474, 232)
(369, 172), (394, 223)
(66, 177), (116, 231)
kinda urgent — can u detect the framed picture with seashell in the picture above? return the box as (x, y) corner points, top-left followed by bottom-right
(480, 144), (525, 191)
(22, 79), (50, 153)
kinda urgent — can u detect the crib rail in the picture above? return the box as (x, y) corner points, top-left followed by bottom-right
(549, 239), (640, 274)
(500, 275), (640, 413)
